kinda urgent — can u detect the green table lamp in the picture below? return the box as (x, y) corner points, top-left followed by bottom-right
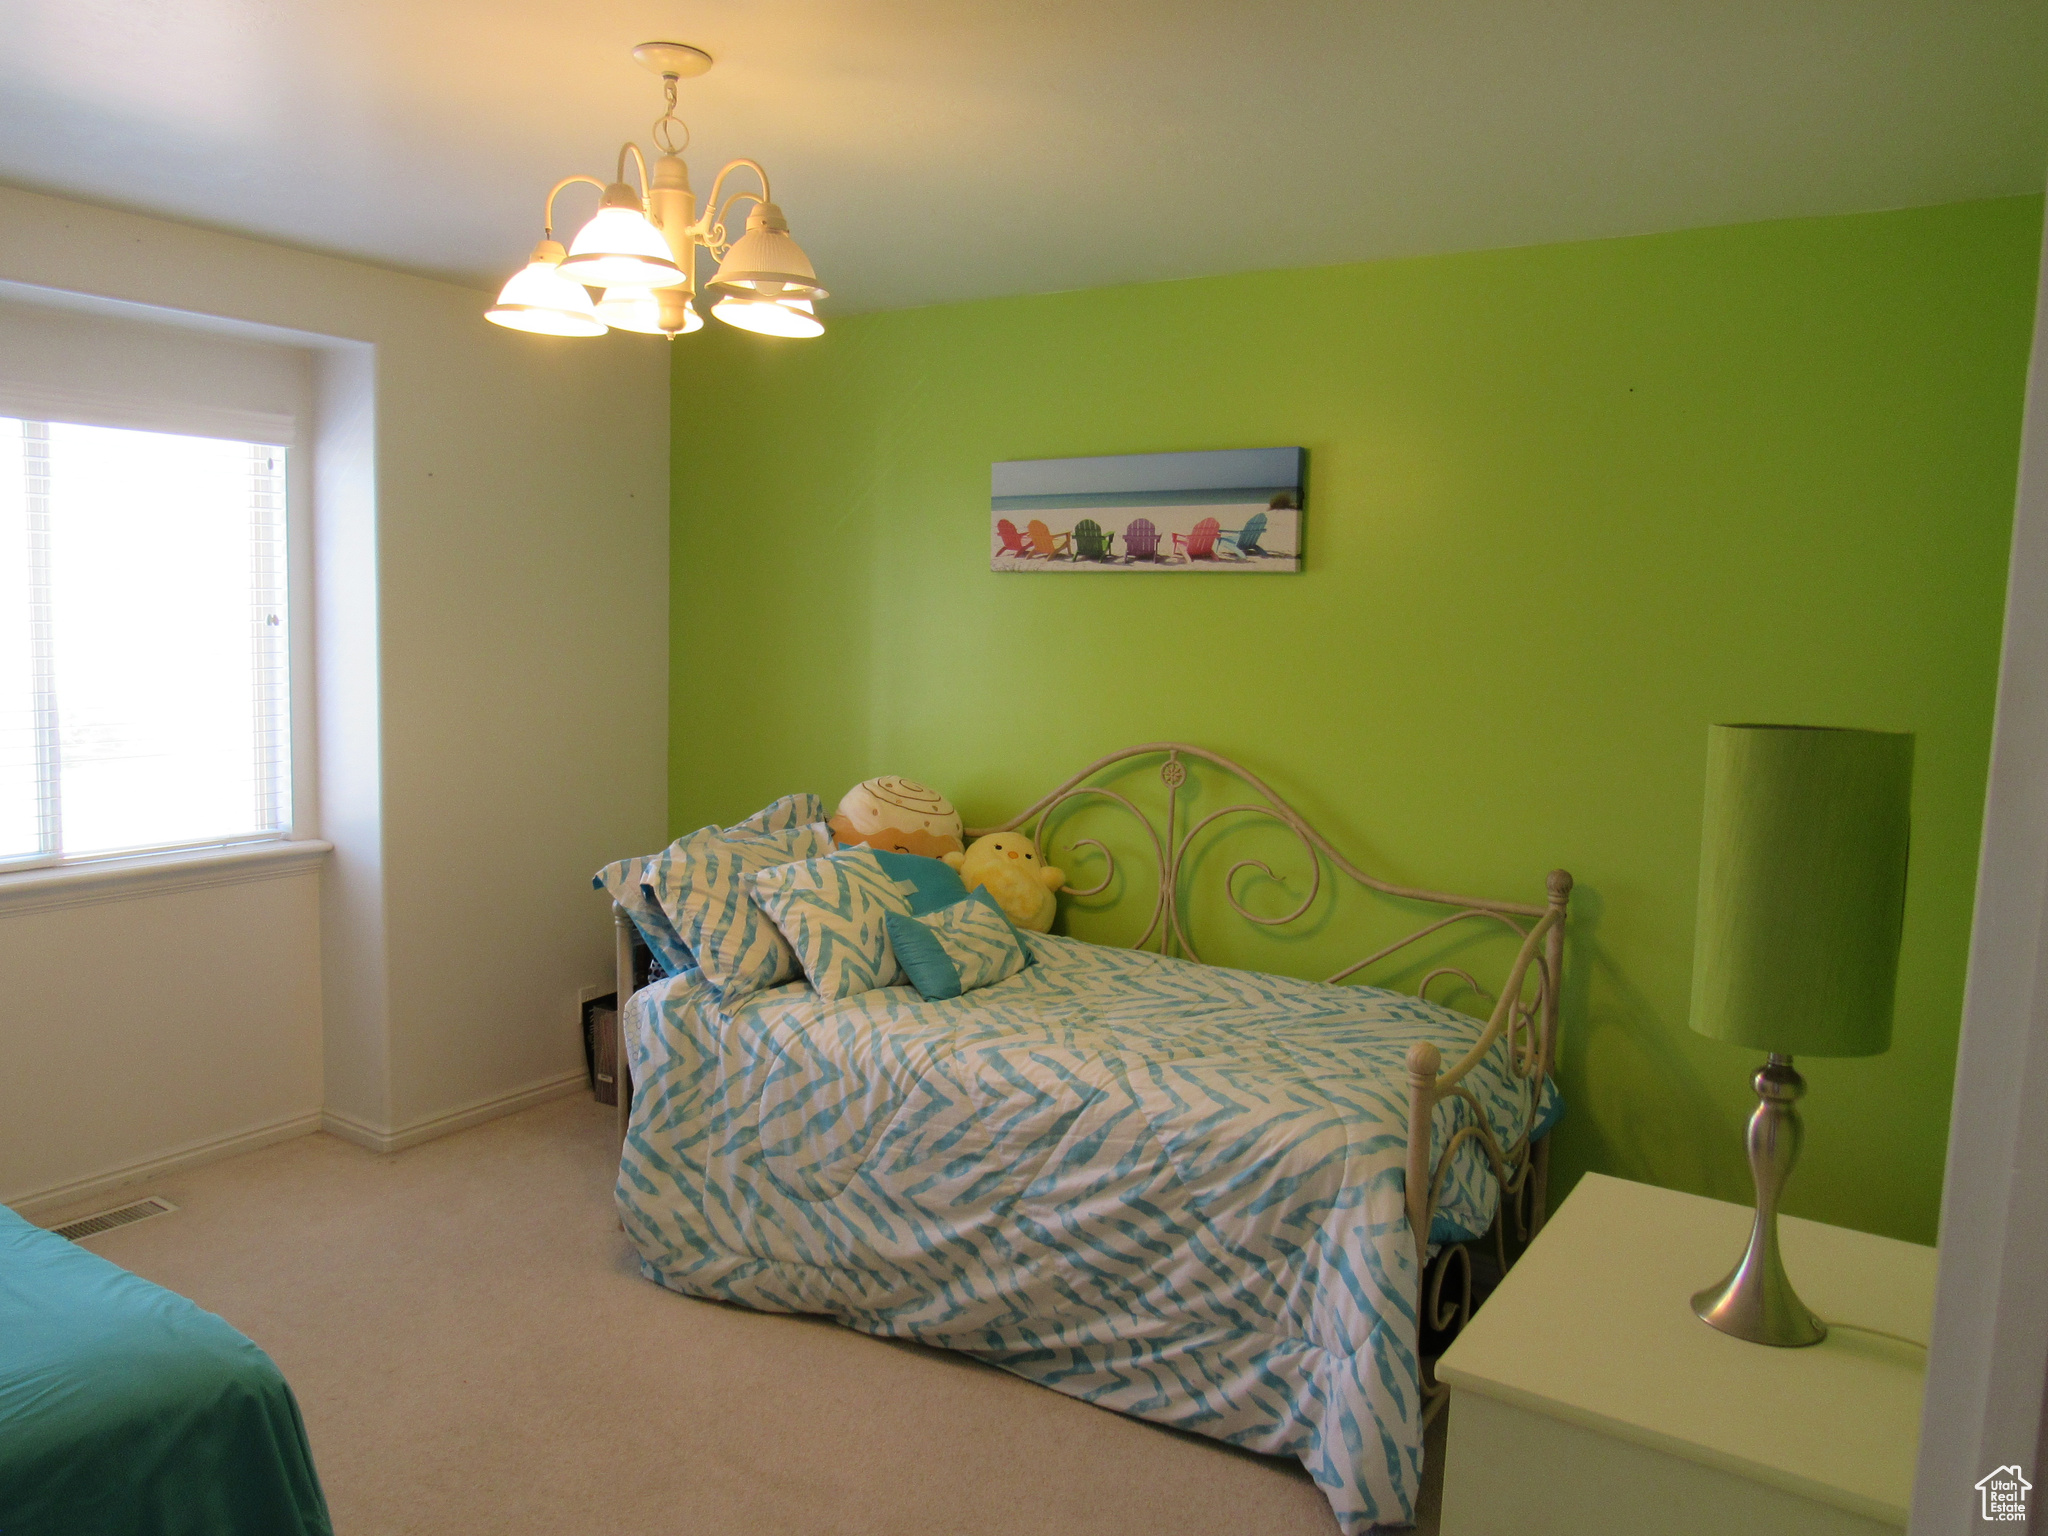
(1688, 723), (1913, 1347)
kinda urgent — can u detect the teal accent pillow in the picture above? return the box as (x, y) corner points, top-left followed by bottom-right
(885, 889), (1034, 1001)
(870, 849), (970, 910)
(751, 849), (971, 1001)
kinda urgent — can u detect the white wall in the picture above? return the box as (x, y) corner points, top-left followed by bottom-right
(0, 184), (669, 1200)
(1912, 195), (2048, 1527)
(0, 864), (326, 1204)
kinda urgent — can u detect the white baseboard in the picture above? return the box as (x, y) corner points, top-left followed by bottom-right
(320, 1070), (588, 1154)
(7, 1109), (324, 1217)
(4, 1072), (591, 1215)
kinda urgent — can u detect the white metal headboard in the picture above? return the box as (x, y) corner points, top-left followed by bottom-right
(969, 742), (1570, 1072)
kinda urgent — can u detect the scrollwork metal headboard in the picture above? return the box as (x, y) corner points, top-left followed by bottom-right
(968, 742), (1570, 1067)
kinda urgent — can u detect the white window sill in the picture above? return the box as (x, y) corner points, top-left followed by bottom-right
(0, 838), (334, 918)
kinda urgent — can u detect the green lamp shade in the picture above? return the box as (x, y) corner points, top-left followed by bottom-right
(1689, 724), (1913, 1058)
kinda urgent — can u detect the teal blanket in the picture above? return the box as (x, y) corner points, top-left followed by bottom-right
(0, 1205), (331, 1536)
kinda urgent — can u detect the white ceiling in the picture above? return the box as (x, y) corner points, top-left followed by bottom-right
(0, 0), (2043, 315)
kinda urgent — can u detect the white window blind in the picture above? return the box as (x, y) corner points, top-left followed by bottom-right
(0, 417), (292, 864)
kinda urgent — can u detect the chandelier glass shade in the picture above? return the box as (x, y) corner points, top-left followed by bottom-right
(710, 295), (823, 338)
(708, 203), (827, 304)
(558, 195), (686, 289)
(485, 240), (607, 336)
(487, 44), (825, 343)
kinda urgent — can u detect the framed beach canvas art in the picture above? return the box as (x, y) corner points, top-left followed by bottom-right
(991, 447), (1305, 573)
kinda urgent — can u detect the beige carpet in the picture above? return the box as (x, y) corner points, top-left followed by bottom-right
(35, 1095), (1446, 1534)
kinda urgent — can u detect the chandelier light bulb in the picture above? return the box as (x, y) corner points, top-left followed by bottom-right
(594, 286), (663, 334)
(597, 286), (704, 336)
(656, 288), (704, 336)
(485, 240), (608, 337)
(711, 294), (824, 338)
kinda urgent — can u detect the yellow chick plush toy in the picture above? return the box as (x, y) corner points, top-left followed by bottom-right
(943, 832), (1065, 933)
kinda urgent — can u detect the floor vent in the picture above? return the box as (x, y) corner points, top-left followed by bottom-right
(48, 1195), (179, 1242)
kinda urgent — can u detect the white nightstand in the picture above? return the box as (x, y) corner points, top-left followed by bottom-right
(1436, 1172), (1933, 1535)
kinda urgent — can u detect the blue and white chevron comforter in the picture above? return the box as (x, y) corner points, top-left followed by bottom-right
(617, 933), (1550, 1530)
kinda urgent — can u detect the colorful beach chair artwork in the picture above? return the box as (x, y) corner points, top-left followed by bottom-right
(1172, 517), (1221, 560)
(989, 448), (1304, 574)
(1072, 519), (1115, 561)
(1025, 519), (1072, 558)
(1217, 511), (1268, 557)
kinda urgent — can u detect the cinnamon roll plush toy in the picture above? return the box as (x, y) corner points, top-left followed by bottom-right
(826, 777), (965, 860)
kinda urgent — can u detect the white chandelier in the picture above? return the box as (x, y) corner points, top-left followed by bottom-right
(486, 43), (826, 341)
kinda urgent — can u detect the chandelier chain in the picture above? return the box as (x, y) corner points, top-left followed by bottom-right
(652, 76), (691, 156)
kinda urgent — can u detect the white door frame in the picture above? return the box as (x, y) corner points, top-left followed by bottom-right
(1912, 192), (2048, 1533)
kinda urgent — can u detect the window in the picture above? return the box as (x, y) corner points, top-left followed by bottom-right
(0, 418), (291, 865)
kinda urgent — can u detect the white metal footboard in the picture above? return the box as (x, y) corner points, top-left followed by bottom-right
(1405, 876), (1569, 1420)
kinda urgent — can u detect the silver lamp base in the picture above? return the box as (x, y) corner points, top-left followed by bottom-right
(1691, 1054), (1827, 1348)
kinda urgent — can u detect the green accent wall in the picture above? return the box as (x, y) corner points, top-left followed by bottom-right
(670, 197), (2042, 1245)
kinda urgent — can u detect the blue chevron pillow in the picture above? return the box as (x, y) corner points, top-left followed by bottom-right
(750, 848), (972, 1001)
(645, 819), (837, 1003)
(591, 854), (694, 976)
(730, 792), (828, 834)
(885, 888), (1033, 1001)
(603, 794), (827, 984)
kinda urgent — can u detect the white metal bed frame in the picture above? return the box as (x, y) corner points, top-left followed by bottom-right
(614, 742), (1570, 1418)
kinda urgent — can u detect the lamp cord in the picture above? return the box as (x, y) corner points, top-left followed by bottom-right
(1820, 1319), (1928, 1352)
